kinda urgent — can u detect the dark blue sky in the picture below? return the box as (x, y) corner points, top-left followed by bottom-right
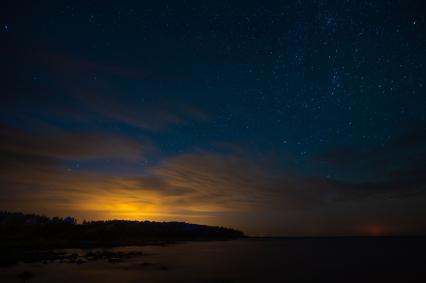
(1, 1), (425, 235)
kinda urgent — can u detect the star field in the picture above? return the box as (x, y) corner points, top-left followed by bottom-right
(1, 0), (426, 235)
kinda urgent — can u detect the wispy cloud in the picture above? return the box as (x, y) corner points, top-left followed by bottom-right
(77, 92), (209, 131)
(2, 49), (209, 132)
(311, 124), (426, 182)
(1, 135), (425, 235)
(0, 123), (152, 161)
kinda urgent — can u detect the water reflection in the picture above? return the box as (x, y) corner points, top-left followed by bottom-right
(1, 238), (425, 283)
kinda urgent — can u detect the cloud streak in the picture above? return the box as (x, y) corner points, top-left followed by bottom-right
(1, 131), (425, 236)
(0, 123), (151, 161)
(3, 49), (209, 132)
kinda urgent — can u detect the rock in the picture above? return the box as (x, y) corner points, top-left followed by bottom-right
(139, 262), (169, 270)
(140, 262), (153, 267)
(18, 271), (35, 282)
(0, 258), (18, 267)
(108, 257), (122, 263)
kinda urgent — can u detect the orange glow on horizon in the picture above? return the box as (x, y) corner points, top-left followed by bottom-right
(63, 186), (225, 225)
(365, 225), (386, 236)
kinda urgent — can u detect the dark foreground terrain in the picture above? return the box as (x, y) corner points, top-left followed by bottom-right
(1, 237), (426, 283)
(1, 212), (425, 282)
(0, 211), (243, 268)
(0, 211), (241, 243)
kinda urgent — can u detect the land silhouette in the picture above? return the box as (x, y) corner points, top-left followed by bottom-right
(1, 212), (426, 283)
(0, 211), (243, 267)
(0, 211), (243, 248)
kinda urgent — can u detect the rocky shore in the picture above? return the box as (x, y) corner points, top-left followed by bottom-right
(0, 249), (149, 267)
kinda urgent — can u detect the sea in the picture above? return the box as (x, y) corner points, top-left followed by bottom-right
(1, 237), (425, 283)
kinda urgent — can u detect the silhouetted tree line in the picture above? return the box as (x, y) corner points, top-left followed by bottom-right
(0, 211), (244, 249)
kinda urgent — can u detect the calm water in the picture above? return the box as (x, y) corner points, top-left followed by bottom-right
(1, 238), (425, 283)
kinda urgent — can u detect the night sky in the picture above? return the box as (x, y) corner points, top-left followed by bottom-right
(1, 1), (425, 236)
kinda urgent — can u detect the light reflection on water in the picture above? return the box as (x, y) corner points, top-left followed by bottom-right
(1, 238), (425, 283)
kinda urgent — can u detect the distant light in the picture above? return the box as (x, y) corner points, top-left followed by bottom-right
(4, 25), (8, 30)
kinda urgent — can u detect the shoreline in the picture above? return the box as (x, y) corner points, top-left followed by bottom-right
(0, 237), (244, 268)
